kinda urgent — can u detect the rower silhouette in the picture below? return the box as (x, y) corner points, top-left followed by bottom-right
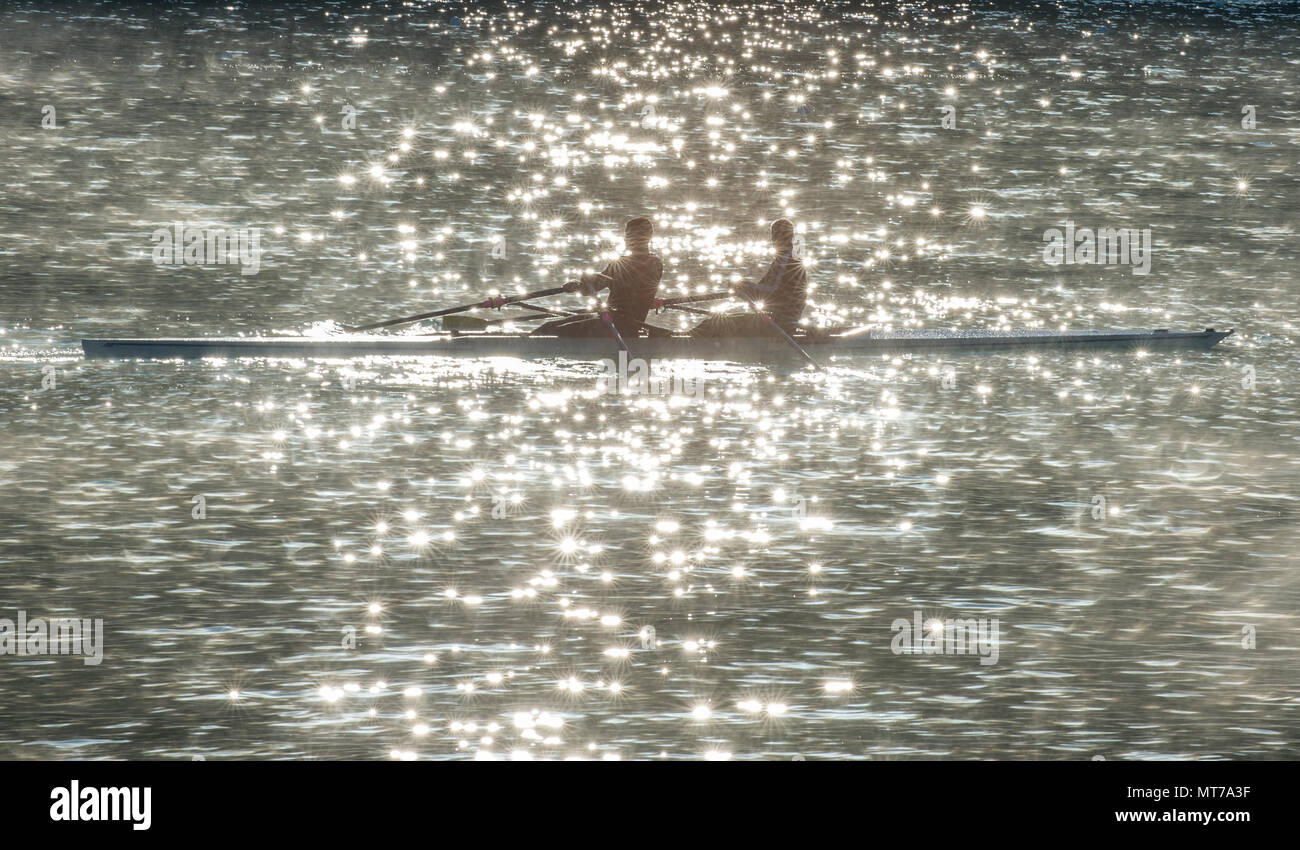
(692, 218), (808, 336)
(534, 216), (666, 338)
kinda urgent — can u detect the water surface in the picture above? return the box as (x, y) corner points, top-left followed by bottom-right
(0, 1), (1297, 760)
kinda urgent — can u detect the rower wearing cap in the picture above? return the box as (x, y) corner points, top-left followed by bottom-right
(534, 216), (666, 337)
(692, 218), (807, 337)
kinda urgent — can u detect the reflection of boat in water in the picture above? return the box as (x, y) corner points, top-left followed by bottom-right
(81, 327), (1232, 362)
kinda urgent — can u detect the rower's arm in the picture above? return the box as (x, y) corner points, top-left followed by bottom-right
(565, 270), (615, 294)
(739, 256), (787, 303)
(590, 262), (616, 293)
(577, 270), (615, 297)
(736, 274), (772, 304)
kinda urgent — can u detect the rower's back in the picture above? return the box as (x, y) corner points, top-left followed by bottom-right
(746, 219), (806, 330)
(691, 218), (807, 338)
(600, 216), (662, 323)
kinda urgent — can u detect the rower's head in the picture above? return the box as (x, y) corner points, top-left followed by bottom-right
(770, 218), (796, 253)
(624, 216), (653, 253)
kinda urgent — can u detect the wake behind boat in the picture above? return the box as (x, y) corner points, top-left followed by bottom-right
(81, 327), (1232, 361)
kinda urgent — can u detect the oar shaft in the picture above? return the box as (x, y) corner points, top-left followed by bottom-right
(598, 312), (631, 352)
(345, 285), (569, 332)
(735, 291), (822, 371)
(658, 291), (731, 307)
(514, 302), (581, 319)
(460, 303), (586, 328)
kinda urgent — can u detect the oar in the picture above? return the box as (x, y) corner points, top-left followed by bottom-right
(561, 272), (631, 353)
(515, 302), (581, 319)
(659, 292), (731, 307)
(344, 285), (569, 332)
(734, 290), (823, 371)
(659, 302), (711, 317)
(444, 304), (586, 331)
(597, 310), (631, 352)
(572, 274), (631, 353)
(646, 292), (731, 319)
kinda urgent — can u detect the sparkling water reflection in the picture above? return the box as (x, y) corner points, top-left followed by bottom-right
(0, 1), (1297, 759)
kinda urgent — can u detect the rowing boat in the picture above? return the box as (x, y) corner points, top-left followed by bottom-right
(80, 327), (1231, 361)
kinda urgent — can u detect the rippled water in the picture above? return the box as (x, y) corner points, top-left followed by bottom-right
(1, 1), (1297, 760)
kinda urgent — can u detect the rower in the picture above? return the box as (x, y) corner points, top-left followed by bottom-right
(692, 218), (807, 337)
(533, 216), (666, 337)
